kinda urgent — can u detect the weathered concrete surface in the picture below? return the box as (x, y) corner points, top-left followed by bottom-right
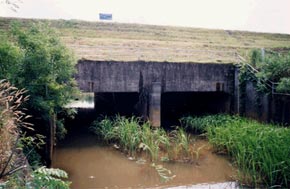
(76, 60), (236, 126)
(149, 82), (161, 127)
(76, 60), (235, 93)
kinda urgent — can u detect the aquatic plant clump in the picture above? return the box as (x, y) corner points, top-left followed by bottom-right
(182, 114), (290, 188)
(90, 116), (200, 162)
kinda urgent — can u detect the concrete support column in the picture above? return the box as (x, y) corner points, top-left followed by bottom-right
(233, 66), (240, 114)
(149, 82), (161, 127)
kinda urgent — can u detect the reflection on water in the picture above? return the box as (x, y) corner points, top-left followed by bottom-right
(66, 100), (94, 108)
(65, 93), (94, 108)
(52, 126), (238, 189)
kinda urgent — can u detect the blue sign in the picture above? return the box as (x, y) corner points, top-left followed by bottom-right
(99, 13), (112, 20)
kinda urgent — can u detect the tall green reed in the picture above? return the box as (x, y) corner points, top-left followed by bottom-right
(112, 116), (141, 156)
(90, 116), (116, 142)
(183, 114), (290, 188)
(170, 127), (191, 158)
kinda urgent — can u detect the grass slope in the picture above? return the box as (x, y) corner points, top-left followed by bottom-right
(1, 17), (290, 63)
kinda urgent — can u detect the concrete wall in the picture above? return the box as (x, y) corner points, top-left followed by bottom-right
(76, 60), (235, 93)
(243, 81), (270, 121)
(240, 78), (290, 125)
(75, 60), (236, 126)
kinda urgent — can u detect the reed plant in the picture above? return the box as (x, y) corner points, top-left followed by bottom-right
(170, 127), (191, 159)
(182, 114), (290, 188)
(139, 123), (159, 161)
(91, 116), (199, 162)
(114, 116), (142, 156)
(180, 114), (247, 133)
(90, 116), (116, 142)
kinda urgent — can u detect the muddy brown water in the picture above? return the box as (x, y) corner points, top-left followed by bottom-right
(52, 127), (237, 189)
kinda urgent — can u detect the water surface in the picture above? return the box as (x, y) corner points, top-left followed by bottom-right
(52, 126), (237, 189)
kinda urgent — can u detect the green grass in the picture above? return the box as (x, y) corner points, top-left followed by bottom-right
(182, 114), (290, 188)
(90, 115), (142, 156)
(90, 116), (203, 163)
(170, 127), (192, 158)
(0, 17), (289, 63)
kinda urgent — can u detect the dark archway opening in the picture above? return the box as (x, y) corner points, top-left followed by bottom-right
(63, 92), (140, 139)
(161, 92), (231, 127)
(94, 92), (140, 117)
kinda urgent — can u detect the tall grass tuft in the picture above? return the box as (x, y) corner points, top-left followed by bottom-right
(91, 116), (201, 163)
(90, 116), (115, 142)
(182, 114), (290, 188)
(170, 127), (191, 159)
(114, 116), (142, 156)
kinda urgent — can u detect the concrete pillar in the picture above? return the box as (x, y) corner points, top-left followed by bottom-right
(149, 82), (161, 127)
(233, 66), (240, 114)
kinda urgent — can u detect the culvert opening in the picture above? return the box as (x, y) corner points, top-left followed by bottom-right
(161, 92), (231, 127)
(94, 92), (140, 117)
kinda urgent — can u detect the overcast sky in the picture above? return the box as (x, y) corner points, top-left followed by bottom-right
(1, 0), (290, 34)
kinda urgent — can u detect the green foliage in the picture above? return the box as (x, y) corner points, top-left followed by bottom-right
(0, 22), (76, 187)
(114, 116), (142, 156)
(28, 166), (71, 189)
(10, 22), (78, 118)
(170, 127), (191, 157)
(251, 49), (262, 67)
(181, 114), (244, 133)
(91, 116), (142, 156)
(3, 167), (70, 189)
(254, 50), (290, 93)
(0, 81), (69, 188)
(276, 77), (290, 93)
(91, 116), (204, 163)
(184, 114), (290, 187)
(0, 40), (23, 83)
(140, 123), (170, 161)
(90, 116), (116, 142)
(0, 21), (79, 141)
(91, 116), (212, 182)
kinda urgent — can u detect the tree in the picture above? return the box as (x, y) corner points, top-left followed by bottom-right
(0, 21), (79, 148)
(0, 39), (23, 83)
(10, 22), (78, 121)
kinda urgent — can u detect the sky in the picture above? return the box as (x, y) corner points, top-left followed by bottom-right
(0, 0), (290, 34)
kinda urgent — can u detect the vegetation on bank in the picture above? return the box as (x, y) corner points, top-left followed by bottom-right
(0, 80), (70, 188)
(239, 49), (290, 97)
(251, 50), (290, 93)
(181, 114), (290, 188)
(91, 114), (290, 187)
(0, 20), (79, 143)
(0, 22), (78, 136)
(0, 21), (77, 187)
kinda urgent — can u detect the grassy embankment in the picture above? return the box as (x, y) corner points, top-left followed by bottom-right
(181, 114), (290, 188)
(0, 17), (290, 63)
